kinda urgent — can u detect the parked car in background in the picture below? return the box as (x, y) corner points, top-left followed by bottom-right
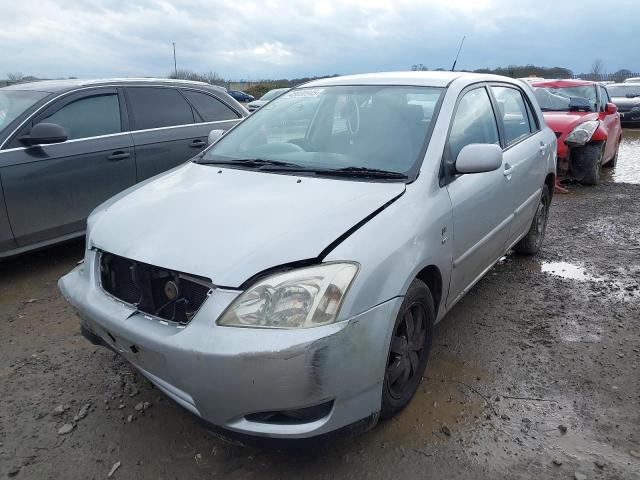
(247, 87), (290, 112)
(227, 90), (255, 103)
(607, 83), (640, 127)
(60, 71), (556, 442)
(623, 77), (640, 84)
(532, 79), (621, 185)
(0, 78), (248, 258)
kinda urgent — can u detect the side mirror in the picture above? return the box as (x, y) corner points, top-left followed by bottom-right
(208, 129), (225, 145)
(19, 122), (68, 146)
(455, 144), (503, 174)
(606, 102), (618, 115)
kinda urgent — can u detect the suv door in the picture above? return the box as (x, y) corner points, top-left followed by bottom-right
(490, 84), (547, 243)
(444, 86), (512, 308)
(0, 88), (136, 247)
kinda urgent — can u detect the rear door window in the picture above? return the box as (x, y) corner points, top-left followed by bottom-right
(491, 86), (533, 147)
(41, 94), (121, 140)
(181, 90), (240, 122)
(447, 87), (500, 160)
(126, 87), (194, 130)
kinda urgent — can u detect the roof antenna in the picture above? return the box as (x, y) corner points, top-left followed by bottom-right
(451, 35), (466, 72)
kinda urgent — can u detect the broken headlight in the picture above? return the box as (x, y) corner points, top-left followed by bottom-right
(218, 263), (358, 329)
(565, 120), (599, 146)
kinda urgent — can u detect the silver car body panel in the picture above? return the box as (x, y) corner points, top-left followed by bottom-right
(87, 162), (405, 287)
(59, 72), (557, 438)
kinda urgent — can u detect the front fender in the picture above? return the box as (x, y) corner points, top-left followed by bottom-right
(590, 124), (609, 142)
(325, 177), (453, 324)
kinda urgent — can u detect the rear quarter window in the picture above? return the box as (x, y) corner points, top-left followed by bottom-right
(181, 90), (240, 122)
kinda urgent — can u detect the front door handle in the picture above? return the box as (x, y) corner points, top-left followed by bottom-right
(107, 151), (130, 161)
(503, 163), (514, 176)
(190, 139), (207, 148)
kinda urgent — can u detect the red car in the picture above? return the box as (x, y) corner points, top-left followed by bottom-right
(531, 79), (622, 185)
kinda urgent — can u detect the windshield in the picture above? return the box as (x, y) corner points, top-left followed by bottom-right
(0, 90), (48, 131)
(201, 85), (444, 179)
(607, 85), (640, 98)
(259, 88), (288, 101)
(533, 85), (597, 112)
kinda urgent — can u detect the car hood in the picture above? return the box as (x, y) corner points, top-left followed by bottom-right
(88, 162), (405, 287)
(541, 111), (599, 134)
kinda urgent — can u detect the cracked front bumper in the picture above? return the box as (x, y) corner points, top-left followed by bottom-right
(58, 250), (401, 439)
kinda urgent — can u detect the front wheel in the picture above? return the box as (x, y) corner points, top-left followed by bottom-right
(514, 184), (550, 255)
(380, 279), (434, 419)
(572, 142), (604, 185)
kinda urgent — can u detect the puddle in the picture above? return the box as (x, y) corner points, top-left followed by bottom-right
(539, 261), (595, 281)
(602, 128), (640, 184)
(498, 256), (640, 302)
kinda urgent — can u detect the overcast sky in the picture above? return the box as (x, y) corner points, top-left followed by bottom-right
(1, 0), (637, 80)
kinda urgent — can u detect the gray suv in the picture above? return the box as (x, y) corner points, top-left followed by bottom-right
(0, 78), (247, 258)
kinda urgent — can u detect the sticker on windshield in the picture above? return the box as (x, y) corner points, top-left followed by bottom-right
(286, 88), (325, 98)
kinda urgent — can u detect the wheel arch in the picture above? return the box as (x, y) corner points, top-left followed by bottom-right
(415, 265), (443, 318)
(544, 172), (555, 200)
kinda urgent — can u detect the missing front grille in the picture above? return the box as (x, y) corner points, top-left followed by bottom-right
(100, 252), (212, 325)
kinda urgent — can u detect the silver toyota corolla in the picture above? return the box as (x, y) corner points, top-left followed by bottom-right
(59, 71), (557, 441)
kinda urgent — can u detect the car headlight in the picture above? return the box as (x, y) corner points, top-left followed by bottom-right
(218, 263), (358, 329)
(565, 120), (599, 146)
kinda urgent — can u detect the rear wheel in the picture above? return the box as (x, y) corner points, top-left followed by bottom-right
(514, 184), (550, 255)
(381, 279), (434, 419)
(572, 142), (604, 185)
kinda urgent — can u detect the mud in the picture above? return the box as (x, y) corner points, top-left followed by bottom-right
(1, 133), (639, 479)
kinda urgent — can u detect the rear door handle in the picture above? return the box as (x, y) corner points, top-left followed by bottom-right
(539, 142), (546, 154)
(107, 151), (130, 161)
(190, 139), (207, 148)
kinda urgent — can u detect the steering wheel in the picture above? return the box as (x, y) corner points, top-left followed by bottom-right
(345, 97), (360, 135)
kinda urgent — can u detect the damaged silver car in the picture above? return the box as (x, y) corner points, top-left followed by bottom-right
(59, 71), (557, 441)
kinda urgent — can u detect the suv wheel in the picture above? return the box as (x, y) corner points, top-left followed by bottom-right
(380, 279), (434, 419)
(514, 184), (550, 255)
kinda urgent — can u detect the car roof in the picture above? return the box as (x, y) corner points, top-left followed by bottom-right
(302, 71), (519, 88)
(531, 79), (595, 88)
(1, 78), (226, 94)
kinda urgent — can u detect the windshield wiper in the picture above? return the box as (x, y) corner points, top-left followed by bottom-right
(322, 166), (408, 179)
(197, 158), (304, 169)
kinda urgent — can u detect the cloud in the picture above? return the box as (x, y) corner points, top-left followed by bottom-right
(0, 0), (637, 80)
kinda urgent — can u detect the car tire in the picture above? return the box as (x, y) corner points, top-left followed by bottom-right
(514, 183), (551, 255)
(572, 143), (604, 185)
(380, 279), (434, 420)
(602, 137), (621, 168)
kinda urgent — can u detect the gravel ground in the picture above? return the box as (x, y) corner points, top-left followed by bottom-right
(1, 134), (639, 479)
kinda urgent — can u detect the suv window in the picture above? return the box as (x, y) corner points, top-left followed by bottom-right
(126, 87), (194, 130)
(491, 86), (533, 146)
(448, 87), (499, 160)
(41, 94), (121, 140)
(181, 90), (239, 122)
